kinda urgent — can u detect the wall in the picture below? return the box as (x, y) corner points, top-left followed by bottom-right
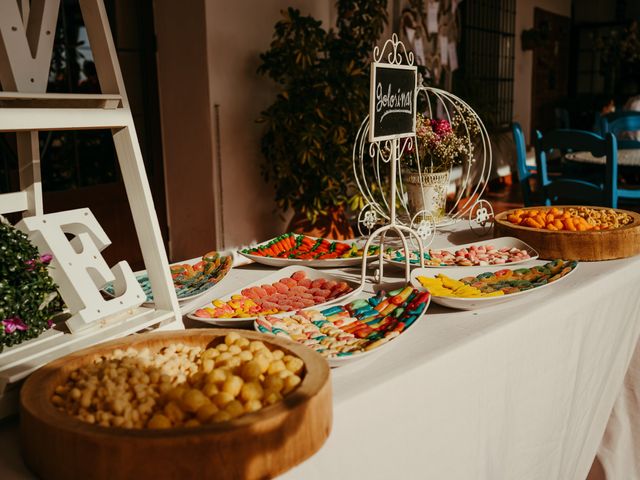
(513, 0), (571, 144)
(154, 0), (217, 261)
(205, 0), (332, 249)
(154, 1), (406, 256)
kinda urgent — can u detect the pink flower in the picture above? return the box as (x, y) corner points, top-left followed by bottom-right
(2, 317), (29, 334)
(432, 119), (452, 136)
(24, 253), (52, 271)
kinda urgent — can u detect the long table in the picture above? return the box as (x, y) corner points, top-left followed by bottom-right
(2, 226), (640, 479)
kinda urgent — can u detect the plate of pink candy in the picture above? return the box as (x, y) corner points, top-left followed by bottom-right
(187, 266), (362, 327)
(387, 237), (538, 268)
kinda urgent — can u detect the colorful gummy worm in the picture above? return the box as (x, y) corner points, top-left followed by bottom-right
(105, 251), (232, 302)
(242, 233), (379, 260)
(389, 244), (531, 267)
(256, 286), (431, 359)
(417, 259), (577, 298)
(170, 251), (232, 291)
(194, 270), (353, 319)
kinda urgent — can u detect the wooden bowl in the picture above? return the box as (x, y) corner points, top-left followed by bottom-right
(20, 329), (332, 480)
(494, 206), (640, 261)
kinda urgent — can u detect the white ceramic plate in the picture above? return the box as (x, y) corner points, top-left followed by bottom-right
(387, 236), (539, 268)
(254, 286), (431, 367)
(187, 265), (363, 327)
(239, 235), (374, 268)
(410, 259), (578, 310)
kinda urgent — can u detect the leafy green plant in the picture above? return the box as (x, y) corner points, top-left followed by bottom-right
(258, 1), (388, 224)
(0, 219), (62, 350)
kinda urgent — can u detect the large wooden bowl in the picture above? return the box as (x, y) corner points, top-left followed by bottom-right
(494, 206), (640, 261)
(20, 329), (332, 480)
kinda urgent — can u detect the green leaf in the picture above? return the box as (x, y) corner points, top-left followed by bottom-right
(257, 0), (389, 220)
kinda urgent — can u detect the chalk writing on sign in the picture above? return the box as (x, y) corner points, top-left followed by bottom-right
(376, 84), (413, 120)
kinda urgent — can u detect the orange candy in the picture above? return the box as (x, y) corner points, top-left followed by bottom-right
(507, 207), (599, 232)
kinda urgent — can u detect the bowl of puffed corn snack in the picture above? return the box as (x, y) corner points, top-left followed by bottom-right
(20, 329), (331, 480)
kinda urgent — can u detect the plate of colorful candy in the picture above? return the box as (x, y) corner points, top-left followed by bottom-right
(410, 259), (578, 310)
(187, 266), (362, 327)
(387, 237), (538, 268)
(240, 233), (379, 268)
(104, 251), (232, 305)
(255, 286), (431, 367)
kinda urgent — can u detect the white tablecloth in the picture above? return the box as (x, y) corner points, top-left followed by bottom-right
(1, 226), (640, 480)
(596, 338), (640, 479)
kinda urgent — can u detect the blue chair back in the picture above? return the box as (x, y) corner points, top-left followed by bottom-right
(602, 111), (640, 149)
(512, 122), (535, 206)
(535, 129), (618, 208)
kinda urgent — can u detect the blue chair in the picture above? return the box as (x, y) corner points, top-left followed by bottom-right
(602, 111), (640, 149)
(602, 112), (640, 203)
(512, 122), (536, 206)
(535, 129), (618, 208)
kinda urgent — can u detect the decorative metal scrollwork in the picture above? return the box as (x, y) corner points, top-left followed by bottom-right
(373, 33), (415, 66)
(468, 199), (494, 236)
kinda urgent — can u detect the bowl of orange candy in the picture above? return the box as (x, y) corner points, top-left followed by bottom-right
(505, 206), (633, 231)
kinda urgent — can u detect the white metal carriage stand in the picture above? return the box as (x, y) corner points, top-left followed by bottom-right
(358, 34), (427, 286)
(353, 45), (497, 269)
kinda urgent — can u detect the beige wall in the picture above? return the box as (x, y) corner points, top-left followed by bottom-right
(154, 0), (333, 258)
(154, 0), (218, 261)
(513, 0), (572, 144)
(154, 1), (402, 254)
(205, 0), (332, 249)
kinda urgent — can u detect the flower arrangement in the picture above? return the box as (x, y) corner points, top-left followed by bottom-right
(405, 107), (480, 174)
(0, 219), (62, 350)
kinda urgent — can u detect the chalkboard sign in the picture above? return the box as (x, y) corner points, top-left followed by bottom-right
(369, 62), (417, 142)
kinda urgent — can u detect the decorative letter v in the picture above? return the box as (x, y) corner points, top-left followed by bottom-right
(0, 0), (60, 92)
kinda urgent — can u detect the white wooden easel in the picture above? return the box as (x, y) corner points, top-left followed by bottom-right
(0, 0), (181, 417)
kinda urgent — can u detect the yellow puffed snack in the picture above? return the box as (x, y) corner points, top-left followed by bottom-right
(51, 333), (305, 429)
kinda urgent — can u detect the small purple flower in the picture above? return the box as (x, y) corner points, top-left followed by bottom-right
(24, 253), (52, 271)
(2, 317), (29, 334)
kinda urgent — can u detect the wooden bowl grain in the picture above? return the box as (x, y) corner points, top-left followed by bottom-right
(20, 329), (332, 480)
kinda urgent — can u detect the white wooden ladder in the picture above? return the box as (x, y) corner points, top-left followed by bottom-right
(0, 0), (182, 417)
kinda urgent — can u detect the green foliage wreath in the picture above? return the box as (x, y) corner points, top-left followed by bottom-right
(0, 219), (62, 350)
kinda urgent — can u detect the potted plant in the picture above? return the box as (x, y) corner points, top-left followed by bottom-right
(403, 107), (479, 220)
(258, 1), (388, 239)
